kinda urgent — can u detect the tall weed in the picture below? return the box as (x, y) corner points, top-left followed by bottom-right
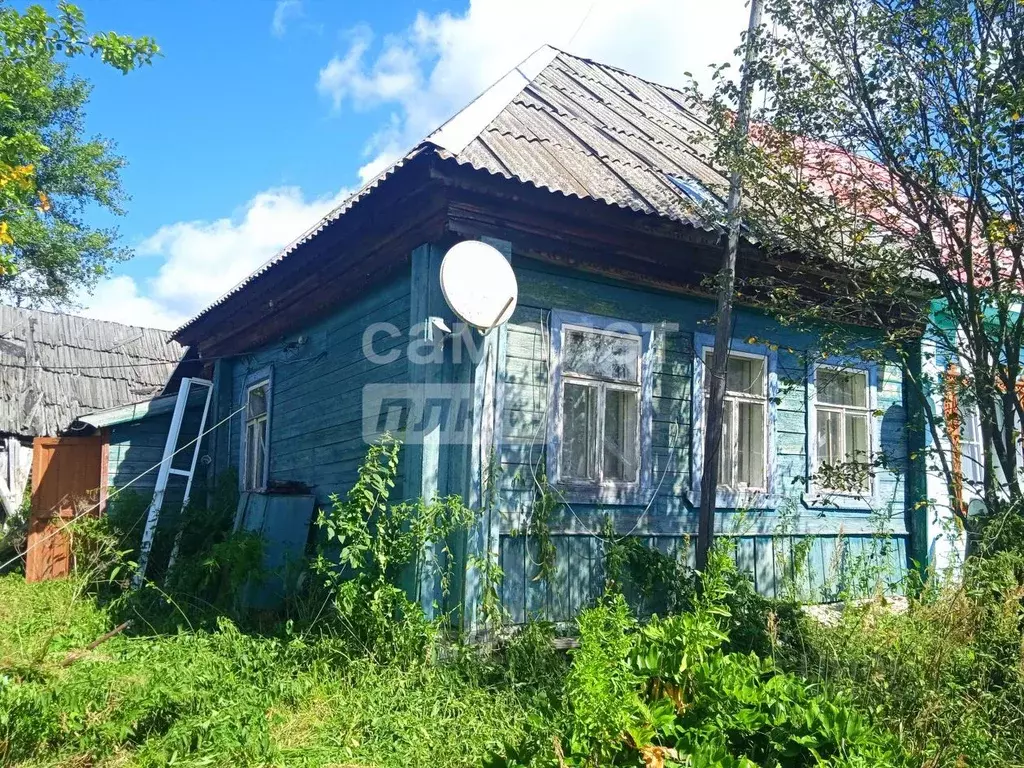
(313, 434), (475, 661)
(488, 549), (909, 767)
(781, 547), (1024, 767)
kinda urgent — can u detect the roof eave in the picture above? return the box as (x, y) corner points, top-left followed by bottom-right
(77, 392), (178, 429)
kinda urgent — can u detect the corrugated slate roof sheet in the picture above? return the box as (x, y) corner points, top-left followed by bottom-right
(448, 50), (727, 229)
(175, 47), (730, 336)
(0, 305), (186, 437)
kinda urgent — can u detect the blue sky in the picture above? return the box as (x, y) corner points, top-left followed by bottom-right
(64, 0), (747, 330)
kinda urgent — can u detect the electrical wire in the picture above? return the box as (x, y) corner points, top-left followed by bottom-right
(566, 0), (599, 49)
(520, 309), (675, 572)
(0, 402), (247, 573)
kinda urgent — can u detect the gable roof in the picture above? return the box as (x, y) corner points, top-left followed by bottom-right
(0, 305), (187, 437)
(175, 45), (731, 339)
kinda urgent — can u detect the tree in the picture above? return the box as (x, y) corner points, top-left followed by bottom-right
(695, 0), (1024, 523)
(0, 1), (157, 305)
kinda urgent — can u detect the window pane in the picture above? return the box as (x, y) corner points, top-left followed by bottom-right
(564, 328), (640, 382)
(703, 351), (764, 395)
(963, 441), (984, 483)
(845, 413), (869, 463)
(817, 409), (843, 466)
(562, 382), (597, 480)
(603, 388), (639, 482)
(961, 407), (984, 484)
(245, 420), (267, 490)
(727, 356), (764, 395)
(718, 399), (734, 485)
(818, 370), (867, 407)
(248, 384), (268, 418)
(736, 401), (765, 487)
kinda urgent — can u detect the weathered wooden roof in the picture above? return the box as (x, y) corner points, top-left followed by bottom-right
(0, 305), (186, 437)
(175, 46), (729, 339)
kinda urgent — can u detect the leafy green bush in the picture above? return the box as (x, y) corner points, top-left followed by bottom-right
(488, 549), (909, 767)
(313, 434), (475, 661)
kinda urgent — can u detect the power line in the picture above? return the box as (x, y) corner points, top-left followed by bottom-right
(567, 0), (599, 48)
(0, 402), (246, 573)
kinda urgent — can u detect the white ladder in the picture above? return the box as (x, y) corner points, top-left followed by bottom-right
(132, 377), (214, 588)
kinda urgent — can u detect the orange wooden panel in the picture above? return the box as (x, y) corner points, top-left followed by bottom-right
(25, 436), (104, 582)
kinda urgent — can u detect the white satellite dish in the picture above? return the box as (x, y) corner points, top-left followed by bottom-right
(439, 240), (518, 331)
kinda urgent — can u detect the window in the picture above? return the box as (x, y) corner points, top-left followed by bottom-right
(814, 368), (871, 492)
(960, 404), (984, 485)
(243, 379), (270, 491)
(559, 325), (642, 486)
(703, 350), (767, 490)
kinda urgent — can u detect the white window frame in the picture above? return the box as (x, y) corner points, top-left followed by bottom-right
(701, 346), (769, 493)
(558, 323), (642, 486)
(959, 402), (985, 488)
(810, 363), (874, 497)
(690, 333), (778, 508)
(547, 310), (655, 505)
(240, 369), (272, 492)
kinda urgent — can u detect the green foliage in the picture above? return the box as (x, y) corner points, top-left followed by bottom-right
(780, 547), (1024, 767)
(313, 434), (475, 660)
(500, 621), (568, 695)
(603, 525), (694, 617)
(696, 0), (1024, 506)
(490, 548), (908, 767)
(0, 1), (158, 300)
(91, 473), (267, 630)
(527, 471), (559, 584)
(565, 593), (645, 761)
(0, 480), (31, 574)
(0, 573), (549, 767)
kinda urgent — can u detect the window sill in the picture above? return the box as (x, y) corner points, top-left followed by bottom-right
(801, 491), (875, 511)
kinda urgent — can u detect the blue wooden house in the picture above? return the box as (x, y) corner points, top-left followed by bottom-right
(170, 46), (928, 630)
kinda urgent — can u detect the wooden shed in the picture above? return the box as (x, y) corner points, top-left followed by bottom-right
(0, 305), (188, 579)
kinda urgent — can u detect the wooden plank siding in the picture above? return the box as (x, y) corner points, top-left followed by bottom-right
(197, 248), (911, 629)
(106, 389), (210, 520)
(220, 275), (412, 503)
(491, 259), (910, 621)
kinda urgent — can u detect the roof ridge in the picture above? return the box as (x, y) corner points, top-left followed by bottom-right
(545, 45), (694, 103)
(427, 44), (560, 155)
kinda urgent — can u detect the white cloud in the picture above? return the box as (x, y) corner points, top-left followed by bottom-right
(271, 0), (302, 37)
(317, 0), (750, 182)
(78, 186), (349, 331)
(317, 27), (422, 111)
(76, 275), (186, 331)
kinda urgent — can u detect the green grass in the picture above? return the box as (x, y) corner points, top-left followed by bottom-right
(0, 575), (543, 767)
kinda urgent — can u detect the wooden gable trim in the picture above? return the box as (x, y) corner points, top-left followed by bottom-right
(187, 180), (449, 357)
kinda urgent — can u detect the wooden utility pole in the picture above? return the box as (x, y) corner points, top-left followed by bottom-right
(696, 0), (764, 572)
